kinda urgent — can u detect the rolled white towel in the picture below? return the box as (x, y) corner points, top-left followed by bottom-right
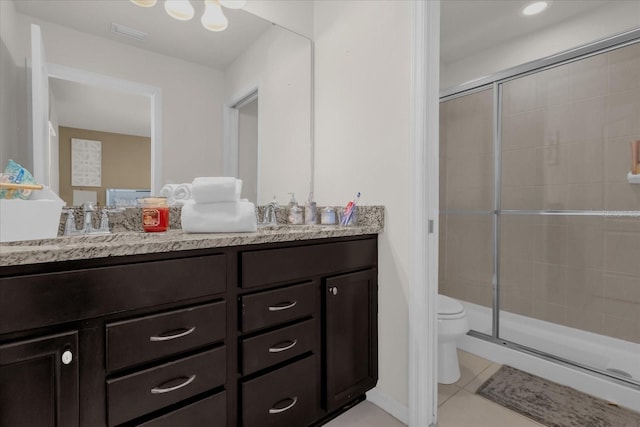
(181, 199), (257, 233)
(192, 177), (242, 204)
(173, 184), (192, 203)
(159, 184), (177, 204)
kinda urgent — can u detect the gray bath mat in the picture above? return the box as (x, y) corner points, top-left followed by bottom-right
(476, 365), (640, 427)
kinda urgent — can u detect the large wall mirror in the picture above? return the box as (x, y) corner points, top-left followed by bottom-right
(10, 0), (312, 206)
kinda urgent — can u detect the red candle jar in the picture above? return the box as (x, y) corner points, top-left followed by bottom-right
(140, 197), (169, 232)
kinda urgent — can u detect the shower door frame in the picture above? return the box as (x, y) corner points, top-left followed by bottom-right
(440, 27), (640, 390)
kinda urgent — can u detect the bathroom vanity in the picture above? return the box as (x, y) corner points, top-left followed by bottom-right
(0, 223), (381, 427)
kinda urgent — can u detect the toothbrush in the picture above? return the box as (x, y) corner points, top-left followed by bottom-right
(342, 192), (361, 225)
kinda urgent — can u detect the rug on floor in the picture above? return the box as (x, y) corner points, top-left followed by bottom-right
(476, 365), (640, 427)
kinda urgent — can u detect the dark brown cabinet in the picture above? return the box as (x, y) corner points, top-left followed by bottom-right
(0, 331), (79, 427)
(0, 235), (378, 427)
(324, 269), (378, 412)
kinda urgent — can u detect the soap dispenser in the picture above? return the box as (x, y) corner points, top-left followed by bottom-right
(287, 193), (304, 225)
(304, 192), (317, 225)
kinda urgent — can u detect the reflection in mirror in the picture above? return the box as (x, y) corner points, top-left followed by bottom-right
(10, 0), (312, 206)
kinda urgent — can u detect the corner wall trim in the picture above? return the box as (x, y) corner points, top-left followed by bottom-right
(366, 387), (409, 425)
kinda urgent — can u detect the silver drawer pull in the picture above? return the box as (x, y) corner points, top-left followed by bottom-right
(151, 374), (196, 394)
(269, 339), (298, 353)
(268, 301), (297, 312)
(269, 396), (298, 414)
(149, 326), (196, 342)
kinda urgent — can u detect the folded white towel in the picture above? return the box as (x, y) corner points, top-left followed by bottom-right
(192, 177), (242, 204)
(181, 199), (257, 233)
(159, 183), (192, 206)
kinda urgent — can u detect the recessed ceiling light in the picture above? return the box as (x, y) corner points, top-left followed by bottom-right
(522, 1), (549, 16)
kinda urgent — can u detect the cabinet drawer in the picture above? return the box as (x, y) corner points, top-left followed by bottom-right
(107, 347), (226, 427)
(0, 254), (227, 334)
(242, 319), (315, 375)
(241, 282), (316, 333)
(137, 391), (226, 427)
(106, 302), (226, 372)
(242, 355), (317, 427)
(241, 238), (376, 288)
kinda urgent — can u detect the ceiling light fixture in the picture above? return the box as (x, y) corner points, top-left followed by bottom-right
(164, 0), (195, 21)
(202, 0), (228, 32)
(522, 1), (549, 16)
(130, 0), (157, 7)
(130, 0), (245, 31)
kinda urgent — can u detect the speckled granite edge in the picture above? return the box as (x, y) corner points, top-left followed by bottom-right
(1, 206), (384, 267)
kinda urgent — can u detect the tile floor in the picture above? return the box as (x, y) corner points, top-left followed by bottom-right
(326, 349), (545, 427)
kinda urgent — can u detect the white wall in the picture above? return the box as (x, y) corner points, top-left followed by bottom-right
(0, 0), (20, 170)
(13, 13), (226, 185)
(245, 0), (313, 39)
(441, 1), (640, 89)
(314, 0), (412, 410)
(225, 25), (312, 205)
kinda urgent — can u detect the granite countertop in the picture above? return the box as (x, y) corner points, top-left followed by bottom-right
(0, 206), (384, 267)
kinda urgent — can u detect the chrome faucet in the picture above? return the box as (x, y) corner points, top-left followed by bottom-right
(259, 197), (279, 226)
(63, 204), (117, 236)
(82, 202), (95, 233)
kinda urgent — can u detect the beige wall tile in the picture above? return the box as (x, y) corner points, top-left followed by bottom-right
(604, 182), (640, 211)
(533, 263), (567, 304)
(532, 301), (566, 325)
(537, 65), (570, 107)
(566, 218), (604, 269)
(565, 139), (604, 185)
(605, 137), (640, 183)
(534, 224), (568, 265)
(604, 231), (640, 276)
(502, 109), (545, 150)
(603, 315), (639, 343)
(501, 185), (543, 210)
(566, 268), (604, 311)
(606, 87), (640, 138)
(503, 73), (540, 115)
(565, 308), (604, 335)
(568, 53), (608, 102)
(502, 148), (543, 187)
(566, 183), (604, 210)
(608, 42), (640, 93)
(568, 96), (607, 144)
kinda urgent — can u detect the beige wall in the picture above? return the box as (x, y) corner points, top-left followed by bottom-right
(314, 0), (411, 408)
(440, 43), (640, 344)
(58, 126), (150, 206)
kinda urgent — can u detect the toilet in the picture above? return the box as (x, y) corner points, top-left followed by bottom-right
(437, 294), (470, 384)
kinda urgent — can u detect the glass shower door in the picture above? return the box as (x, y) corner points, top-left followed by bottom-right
(498, 42), (640, 383)
(439, 87), (496, 337)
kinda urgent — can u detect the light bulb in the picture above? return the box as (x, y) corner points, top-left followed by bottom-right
(164, 0), (195, 21)
(219, 0), (246, 9)
(202, 0), (228, 32)
(130, 0), (157, 7)
(522, 1), (548, 16)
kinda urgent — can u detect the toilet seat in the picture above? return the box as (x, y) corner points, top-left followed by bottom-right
(438, 294), (466, 320)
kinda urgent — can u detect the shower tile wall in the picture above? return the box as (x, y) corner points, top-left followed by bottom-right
(440, 42), (640, 344)
(439, 89), (494, 309)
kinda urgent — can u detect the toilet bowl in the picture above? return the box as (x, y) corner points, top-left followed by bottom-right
(437, 294), (470, 384)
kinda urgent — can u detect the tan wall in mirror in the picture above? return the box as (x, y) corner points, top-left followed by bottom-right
(58, 126), (150, 206)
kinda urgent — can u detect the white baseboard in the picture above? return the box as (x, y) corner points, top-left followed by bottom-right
(366, 387), (409, 425)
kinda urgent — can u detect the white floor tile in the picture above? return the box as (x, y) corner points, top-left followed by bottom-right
(324, 400), (406, 427)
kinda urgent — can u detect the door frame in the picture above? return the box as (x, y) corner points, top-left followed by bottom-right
(409, 1), (440, 426)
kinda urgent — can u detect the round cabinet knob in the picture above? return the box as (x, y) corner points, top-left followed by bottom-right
(331, 287), (338, 296)
(61, 350), (73, 365)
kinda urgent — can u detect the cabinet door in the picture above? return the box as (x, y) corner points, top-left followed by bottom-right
(324, 269), (378, 412)
(0, 331), (79, 427)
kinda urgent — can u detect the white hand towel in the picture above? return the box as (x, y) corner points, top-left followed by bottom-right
(192, 177), (242, 204)
(181, 199), (257, 233)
